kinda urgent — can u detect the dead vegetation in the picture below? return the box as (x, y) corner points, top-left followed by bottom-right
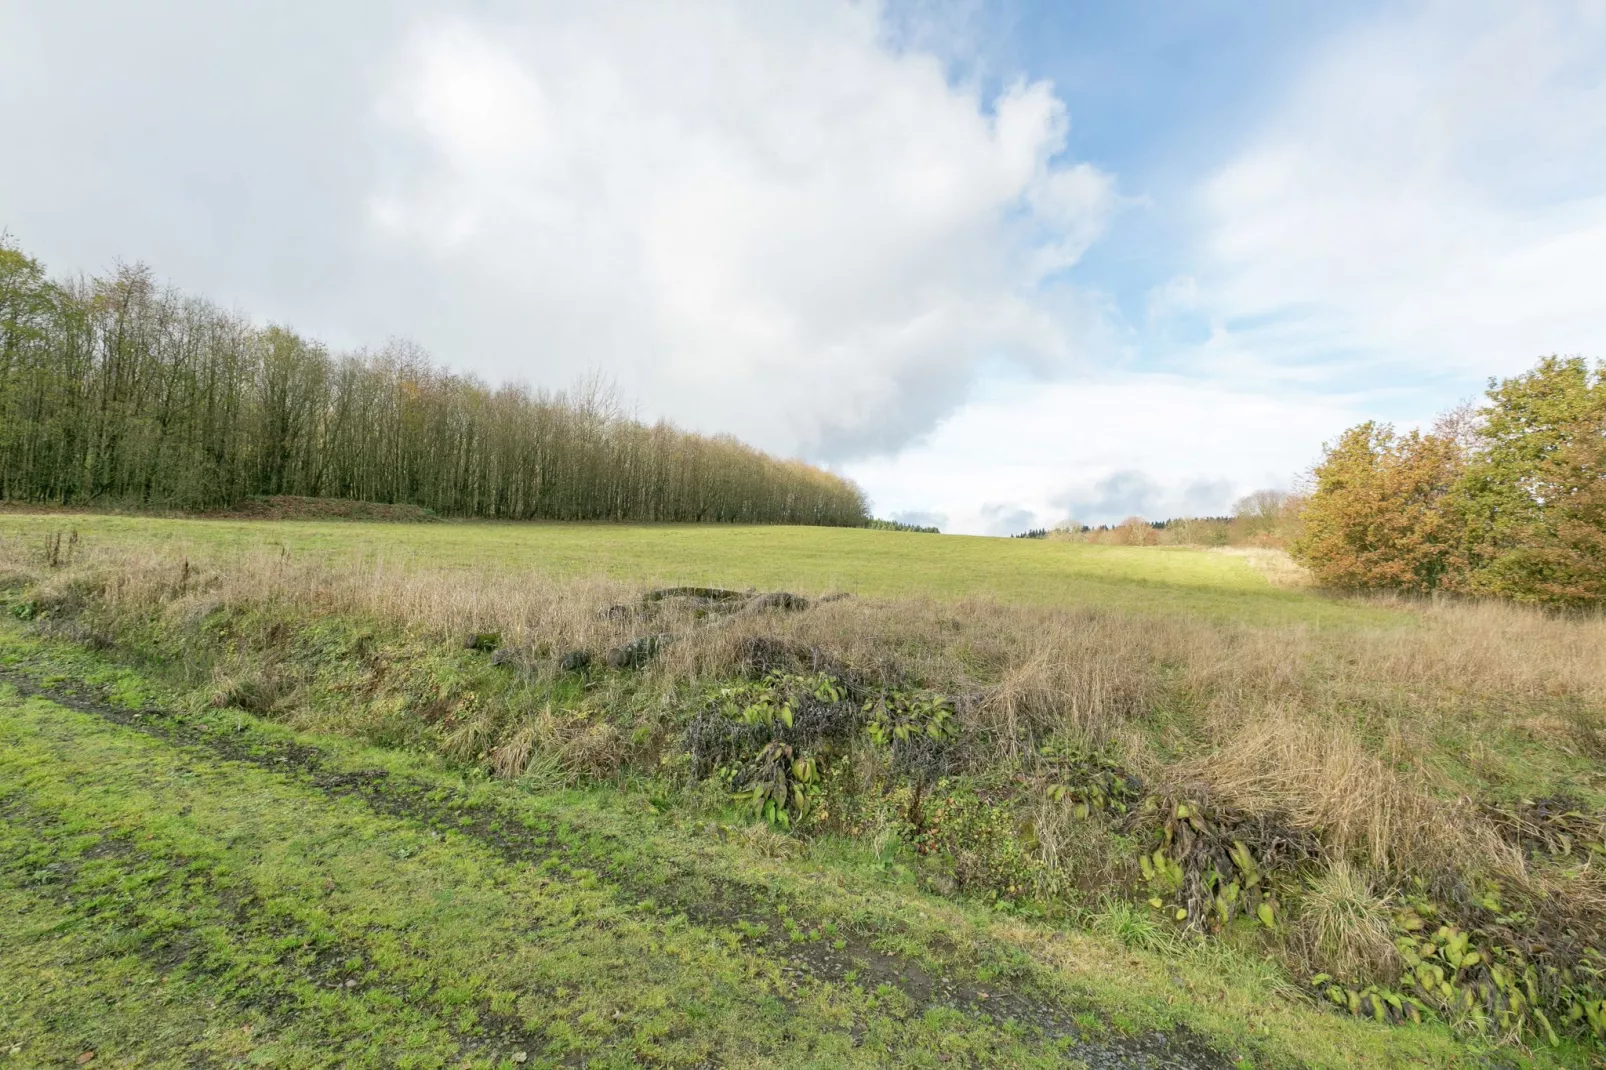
(13, 538), (1606, 863)
(6, 533), (1606, 1048)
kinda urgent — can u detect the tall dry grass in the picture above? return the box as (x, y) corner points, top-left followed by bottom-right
(6, 536), (1605, 883)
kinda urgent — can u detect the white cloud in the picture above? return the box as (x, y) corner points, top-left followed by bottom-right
(1189, 1), (1606, 386)
(371, 3), (1118, 458)
(11, 1), (1600, 537)
(844, 374), (1364, 533)
(848, 1), (1606, 534)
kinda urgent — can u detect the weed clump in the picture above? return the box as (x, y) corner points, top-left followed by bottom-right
(1297, 862), (1400, 983)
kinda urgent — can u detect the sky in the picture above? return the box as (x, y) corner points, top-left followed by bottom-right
(3, 1), (1604, 534)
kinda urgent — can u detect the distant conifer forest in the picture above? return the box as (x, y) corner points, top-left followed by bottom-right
(0, 237), (868, 525)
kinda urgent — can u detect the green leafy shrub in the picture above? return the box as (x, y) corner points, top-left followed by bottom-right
(1037, 740), (1143, 820)
(725, 741), (821, 830)
(1134, 796), (1304, 935)
(864, 689), (954, 746)
(704, 671), (848, 829)
(913, 783), (1045, 901)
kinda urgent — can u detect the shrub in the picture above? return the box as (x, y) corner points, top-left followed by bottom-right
(913, 784), (1045, 901)
(1291, 422), (1464, 592)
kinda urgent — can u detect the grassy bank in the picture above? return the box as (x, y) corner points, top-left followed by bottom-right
(3, 514), (1605, 1065)
(0, 632), (1462, 1069)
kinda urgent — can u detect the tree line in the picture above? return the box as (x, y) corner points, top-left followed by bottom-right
(1031, 491), (1307, 548)
(1292, 355), (1605, 606)
(0, 237), (869, 525)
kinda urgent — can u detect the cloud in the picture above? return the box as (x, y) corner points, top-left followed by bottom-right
(1050, 470), (1234, 526)
(891, 509), (948, 531)
(0, 1), (1117, 463)
(979, 503), (1037, 537)
(1051, 470), (1160, 523)
(369, 4), (1119, 457)
(0, 0), (396, 328)
(11, 2), (1596, 535)
(1187, 2), (1606, 391)
(844, 373), (1362, 532)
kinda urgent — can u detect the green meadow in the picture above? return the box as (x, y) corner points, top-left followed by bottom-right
(0, 512), (1387, 626)
(3, 509), (1600, 1068)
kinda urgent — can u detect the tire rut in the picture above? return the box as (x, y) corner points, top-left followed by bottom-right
(1, 666), (1239, 1069)
(0, 745), (554, 1066)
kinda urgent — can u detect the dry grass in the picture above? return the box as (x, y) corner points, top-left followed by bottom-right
(1210, 547), (1312, 589)
(1170, 710), (1462, 869)
(1296, 861), (1401, 982)
(7, 538), (1606, 889)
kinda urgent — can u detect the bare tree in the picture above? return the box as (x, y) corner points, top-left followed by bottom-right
(0, 238), (870, 526)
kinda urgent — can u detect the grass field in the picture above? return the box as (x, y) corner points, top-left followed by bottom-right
(0, 512), (1385, 626)
(2, 509), (1604, 1067)
(0, 630), (1468, 1069)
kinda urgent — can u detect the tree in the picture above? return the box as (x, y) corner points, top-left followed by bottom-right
(0, 237), (58, 500)
(1233, 489), (1288, 532)
(1449, 356), (1606, 603)
(1231, 488), (1305, 545)
(0, 236), (870, 526)
(1291, 422), (1464, 592)
(1525, 412), (1606, 604)
(1110, 516), (1157, 546)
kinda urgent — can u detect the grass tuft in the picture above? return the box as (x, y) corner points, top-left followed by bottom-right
(1297, 861), (1400, 983)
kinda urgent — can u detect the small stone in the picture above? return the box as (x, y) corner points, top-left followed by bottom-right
(512, 1053), (528, 1064)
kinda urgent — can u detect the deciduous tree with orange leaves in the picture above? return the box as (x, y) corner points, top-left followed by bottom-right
(1291, 422), (1465, 592)
(1294, 356), (1606, 605)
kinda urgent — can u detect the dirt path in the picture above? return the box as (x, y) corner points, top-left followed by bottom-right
(0, 665), (1235, 1069)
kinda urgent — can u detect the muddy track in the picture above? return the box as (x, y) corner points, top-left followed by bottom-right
(1, 666), (1237, 1069)
(0, 754), (556, 1066)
